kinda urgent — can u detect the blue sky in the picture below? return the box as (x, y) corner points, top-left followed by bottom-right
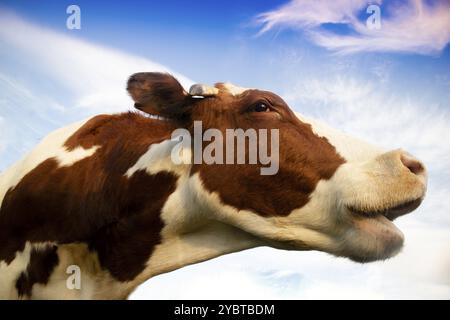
(2, 0), (449, 102)
(1, 0), (449, 299)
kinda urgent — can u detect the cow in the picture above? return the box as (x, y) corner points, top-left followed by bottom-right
(0, 72), (427, 299)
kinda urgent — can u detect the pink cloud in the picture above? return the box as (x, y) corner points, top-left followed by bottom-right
(257, 0), (450, 55)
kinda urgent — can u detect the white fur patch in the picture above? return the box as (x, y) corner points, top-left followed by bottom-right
(0, 118), (99, 208)
(125, 138), (190, 178)
(221, 83), (250, 96)
(294, 112), (384, 162)
(132, 174), (262, 286)
(31, 243), (102, 300)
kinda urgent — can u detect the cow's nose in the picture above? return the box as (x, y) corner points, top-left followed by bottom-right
(400, 152), (425, 176)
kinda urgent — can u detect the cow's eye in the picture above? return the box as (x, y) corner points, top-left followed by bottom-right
(250, 102), (270, 113)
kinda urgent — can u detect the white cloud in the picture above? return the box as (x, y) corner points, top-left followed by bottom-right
(257, 0), (450, 55)
(257, 0), (371, 32)
(0, 10), (193, 169)
(0, 11), (193, 111)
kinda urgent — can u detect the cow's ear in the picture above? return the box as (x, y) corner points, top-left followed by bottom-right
(127, 72), (192, 118)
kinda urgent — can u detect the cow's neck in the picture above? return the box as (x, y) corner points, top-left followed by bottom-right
(146, 222), (261, 277)
(94, 169), (264, 299)
(96, 143), (265, 298)
(94, 221), (262, 299)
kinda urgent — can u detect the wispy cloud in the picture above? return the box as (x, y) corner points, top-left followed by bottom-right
(0, 10), (193, 169)
(256, 0), (450, 55)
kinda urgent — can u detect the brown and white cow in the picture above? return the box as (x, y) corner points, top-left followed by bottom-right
(0, 72), (427, 299)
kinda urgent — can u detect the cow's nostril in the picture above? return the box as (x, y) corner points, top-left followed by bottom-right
(401, 153), (424, 175)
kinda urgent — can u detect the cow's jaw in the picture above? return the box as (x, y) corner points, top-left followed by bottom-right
(277, 163), (413, 262)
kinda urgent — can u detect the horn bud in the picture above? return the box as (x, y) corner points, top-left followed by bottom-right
(189, 84), (219, 96)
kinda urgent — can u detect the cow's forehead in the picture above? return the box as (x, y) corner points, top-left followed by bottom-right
(216, 82), (250, 96)
(214, 83), (287, 108)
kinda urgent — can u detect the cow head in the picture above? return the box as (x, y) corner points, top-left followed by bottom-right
(127, 72), (427, 263)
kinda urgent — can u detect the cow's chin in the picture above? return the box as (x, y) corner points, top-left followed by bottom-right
(340, 214), (404, 262)
(337, 199), (422, 262)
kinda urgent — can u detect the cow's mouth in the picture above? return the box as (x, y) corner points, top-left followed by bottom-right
(347, 198), (422, 221)
(341, 198), (422, 262)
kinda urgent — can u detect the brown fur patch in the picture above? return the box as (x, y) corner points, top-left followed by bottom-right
(190, 89), (345, 216)
(0, 113), (178, 281)
(15, 245), (59, 297)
